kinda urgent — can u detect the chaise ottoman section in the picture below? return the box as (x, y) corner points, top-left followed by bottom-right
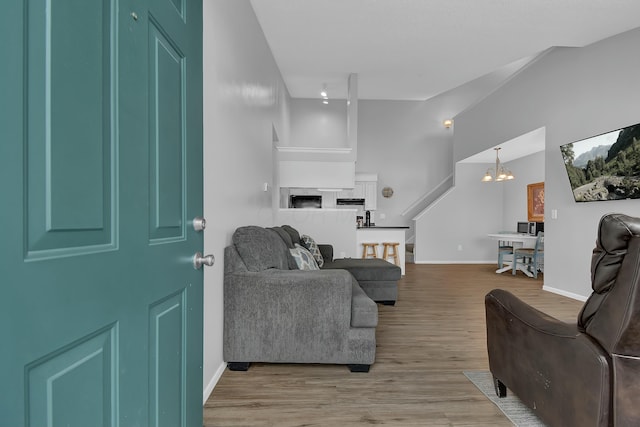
(350, 279), (378, 327)
(322, 258), (401, 305)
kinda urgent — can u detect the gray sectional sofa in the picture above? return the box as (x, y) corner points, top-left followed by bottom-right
(279, 224), (401, 304)
(322, 257), (399, 304)
(223, 225), (400, 372)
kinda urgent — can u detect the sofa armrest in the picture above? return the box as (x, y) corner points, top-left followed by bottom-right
(485, 289), (610, 426)
(224, 269), (356, 363)
(318, 244), (333, 263)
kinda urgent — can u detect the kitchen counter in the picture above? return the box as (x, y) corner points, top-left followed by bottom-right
(279, 208), (357, 212)
(356, 227), (408, 275)
(357, 225), (410, 229)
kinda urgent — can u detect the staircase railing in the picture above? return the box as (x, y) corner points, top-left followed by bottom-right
(401, 173), (454, 220)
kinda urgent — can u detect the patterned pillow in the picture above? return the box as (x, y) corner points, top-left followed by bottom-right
(301, 234), (324, 267)
(289, 244), (320, 270)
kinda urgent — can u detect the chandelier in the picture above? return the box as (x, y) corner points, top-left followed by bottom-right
(481, 147), (514, 182)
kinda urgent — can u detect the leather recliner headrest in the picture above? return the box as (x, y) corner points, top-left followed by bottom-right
(579, 213), (640, 330)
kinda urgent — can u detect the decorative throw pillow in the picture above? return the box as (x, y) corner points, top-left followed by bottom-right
(289, 244), (320, 270)
(301, 234), (324, 267)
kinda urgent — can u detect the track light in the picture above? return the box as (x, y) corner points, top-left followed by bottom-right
(321, 84), (328, 103)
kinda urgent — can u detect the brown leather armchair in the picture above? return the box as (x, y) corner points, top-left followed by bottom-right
(485, 213), (640, 427)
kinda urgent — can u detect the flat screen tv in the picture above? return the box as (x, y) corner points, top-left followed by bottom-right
(560, 122), (640, 202)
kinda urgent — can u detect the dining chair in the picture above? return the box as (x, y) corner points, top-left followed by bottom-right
(497, 232), (514, 268)
(512, 231), (544, 278)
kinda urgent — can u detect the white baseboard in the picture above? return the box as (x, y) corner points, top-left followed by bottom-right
(542, 285), (588, 302)
(408, 265), (589, 302)
(203, 362), (226, 405)
(414, 260), (494, 264)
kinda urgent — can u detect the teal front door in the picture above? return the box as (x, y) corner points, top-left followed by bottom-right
(0, 0), (204, 425)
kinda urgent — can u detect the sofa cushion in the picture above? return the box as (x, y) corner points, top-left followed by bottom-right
(232, 226), (290, 272)
(301, 234), (324, 267)
(323, 258), (401, 281)
(289, 244), (320, 270)
(351, 279), (378, 328)
(318, 244), (333, 263)
(269, 226), (295, 248)
(269, 226), (299, 269)
(282, 225), (302, 245)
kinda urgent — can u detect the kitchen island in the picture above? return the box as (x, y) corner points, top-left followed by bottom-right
(356, 226), (409, 275)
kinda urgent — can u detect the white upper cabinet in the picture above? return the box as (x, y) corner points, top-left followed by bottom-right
(356, 173), (378, 210)
(364, 182), (377, 210)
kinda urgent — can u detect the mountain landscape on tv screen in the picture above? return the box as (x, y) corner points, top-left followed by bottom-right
(561, 124), (640, 202)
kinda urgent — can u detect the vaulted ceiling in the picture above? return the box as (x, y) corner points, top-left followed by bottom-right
(250, 0), (640, 101)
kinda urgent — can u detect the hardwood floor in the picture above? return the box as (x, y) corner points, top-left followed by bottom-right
(204, 264), (584, 426)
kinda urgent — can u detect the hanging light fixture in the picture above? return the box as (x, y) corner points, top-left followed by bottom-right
(481, 147), (515, 182)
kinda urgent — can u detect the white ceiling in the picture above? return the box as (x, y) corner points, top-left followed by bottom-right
(457, 127), (546, 164)
(250, 0), (640, 101)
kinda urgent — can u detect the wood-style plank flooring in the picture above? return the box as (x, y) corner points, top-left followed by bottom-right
(204, 263), (584, 426)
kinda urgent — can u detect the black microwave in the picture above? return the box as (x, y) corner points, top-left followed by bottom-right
(517, 221), (544, 235)
(289, 195), (322, 209)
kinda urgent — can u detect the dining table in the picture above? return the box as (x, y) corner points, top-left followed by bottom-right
(487, 233), (539, 277)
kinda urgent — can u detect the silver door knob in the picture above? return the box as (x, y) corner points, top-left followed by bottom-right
(193, 216), (207, 231)
(193, 252), (215, 269)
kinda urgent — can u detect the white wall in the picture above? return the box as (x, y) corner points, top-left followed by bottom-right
(357, 100), (453, 234)
(289, 99), (348, 148)
(502, 150), (546, 230)
(354, 63), (533, 236)
(453, 27), (640, 299)
(414, 149), (545, 263)
(202, 0), (291, 401)
(414, 162), (504, 262)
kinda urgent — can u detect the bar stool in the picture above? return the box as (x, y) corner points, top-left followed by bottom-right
(362, 243), (378, 259)
(382, 242), (400, 266)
